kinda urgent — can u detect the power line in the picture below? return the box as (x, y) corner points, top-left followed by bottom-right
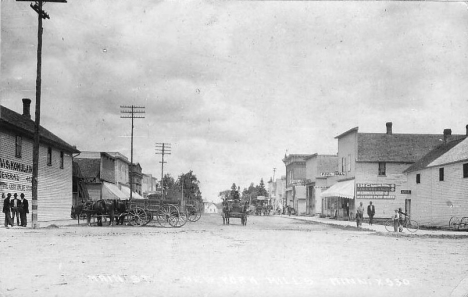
(16, 0), (67, 229)
(156, 143), (171, 200)
(120, 105), (145, 200)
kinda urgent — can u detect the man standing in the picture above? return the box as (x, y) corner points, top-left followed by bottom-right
(10, 193), (20, 226)
(19, 193), (29, 227)
(3, 193), (13, 228)
(356, 202), (365, 228)
(367, 201), (375, 226)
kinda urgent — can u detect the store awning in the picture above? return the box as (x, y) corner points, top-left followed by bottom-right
(321, 179), (355, 199)
(102, 182), (128, 200)
(120, 185), (144, 199)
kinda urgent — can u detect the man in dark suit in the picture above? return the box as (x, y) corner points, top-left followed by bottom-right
(3, 193), (13, 228)
(367, 201), (376, 226)
(10, 193), (21, 226)
(19, 193), (29, 227)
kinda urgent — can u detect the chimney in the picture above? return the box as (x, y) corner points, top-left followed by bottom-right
(386, 122), (392, 135)
(443, 129), (452, 144)
(22, 98), (31, 119)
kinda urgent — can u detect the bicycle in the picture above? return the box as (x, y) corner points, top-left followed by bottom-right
(385, 217), (419, 233)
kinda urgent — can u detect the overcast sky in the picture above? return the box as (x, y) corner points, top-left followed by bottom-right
(1, 0), (468, 202)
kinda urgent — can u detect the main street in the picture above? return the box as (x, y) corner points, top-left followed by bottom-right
(0, 214), (467, 297)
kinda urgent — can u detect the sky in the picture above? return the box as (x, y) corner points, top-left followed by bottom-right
(1, 0), (468, 203)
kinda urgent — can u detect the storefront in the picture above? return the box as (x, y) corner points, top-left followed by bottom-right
(320, 179), (355, 219)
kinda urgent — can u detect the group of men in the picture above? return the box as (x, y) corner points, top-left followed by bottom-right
(2, 192), (29, 228)
(355, 201), (376, 228)
(355, 201), (408, 231)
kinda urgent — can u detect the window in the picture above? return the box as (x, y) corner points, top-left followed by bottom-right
(342, 157), (346, 172)
(47, 147), (52, 166)
(378, 162), (386, 176)
(60, 151), (64, 169)
(347, 154), (351, 172)
(439, 168), (444, 181)
(15, 136), (22, 158)
(416, 174), (421, 184)
(464, 163), (468, 178)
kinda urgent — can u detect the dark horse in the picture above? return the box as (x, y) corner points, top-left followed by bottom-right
(85, 199), (122, 226)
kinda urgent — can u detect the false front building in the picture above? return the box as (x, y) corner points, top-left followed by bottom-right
(0, 99), (79, 221)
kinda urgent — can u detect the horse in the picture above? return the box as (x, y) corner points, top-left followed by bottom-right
(85, 199), (116, 226)
(114, 200), (129, 225)
(221, 200), (230, 225)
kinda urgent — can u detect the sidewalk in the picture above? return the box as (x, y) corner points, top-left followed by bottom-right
(280, 215), (468, 237)
(1, 218), (87, 229)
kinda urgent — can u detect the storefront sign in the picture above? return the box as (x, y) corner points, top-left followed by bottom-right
(320, 172), (346, 177)
(0, 157), (32, 193)
(356, 183), (395, 200)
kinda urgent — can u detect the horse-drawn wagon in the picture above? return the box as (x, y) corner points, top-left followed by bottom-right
(222, 199), (249, 226)
(73, 195), (202, 228)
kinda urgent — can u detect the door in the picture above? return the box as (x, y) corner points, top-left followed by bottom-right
(405, 199), (411, 218)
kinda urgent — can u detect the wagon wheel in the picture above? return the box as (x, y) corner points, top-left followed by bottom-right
(128, 207), (147, 226)
(156, 205), (173, 228)
(167, 205), (180, 227)
(174, 208), (187, 228)
(449, 216), (460, 230)
(186, 206), (200, 222)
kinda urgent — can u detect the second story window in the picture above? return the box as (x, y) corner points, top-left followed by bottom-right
(439, 168), (444, 181)
(416, 173), (421, 184)
(378, 162), (386, 176)
(463, 163), (468, 178)
(47, 147), (52, 166)
(60, 151), (64, 169)
(15, 136), (22, 158)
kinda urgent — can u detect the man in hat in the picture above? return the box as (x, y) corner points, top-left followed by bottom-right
(3, 193), (13, 228)
(19, 193), (29, 227)
(367, 201), (375, 226)
(10, 193), (20, 226)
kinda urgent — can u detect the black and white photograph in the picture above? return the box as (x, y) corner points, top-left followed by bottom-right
(1, 0), (468, 296)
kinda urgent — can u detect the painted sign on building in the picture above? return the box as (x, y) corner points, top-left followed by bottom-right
(320, 171), (346, 177)
(356, 183), (396, 199)
(0, 157), (33, 193)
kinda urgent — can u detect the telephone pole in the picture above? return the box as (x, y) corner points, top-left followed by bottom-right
(17, 0), (67, 228)
(155, 143), (171, 200)
(120, 105), (145, 200)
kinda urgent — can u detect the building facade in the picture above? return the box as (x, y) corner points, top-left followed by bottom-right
(304, 154), (339, 216)
(1, 99), (79, 221)
(404, 134), (468, 227)
(321, 123), (465, 220)
(282, 154), (311, 215)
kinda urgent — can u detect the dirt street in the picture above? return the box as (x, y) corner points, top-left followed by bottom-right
(0, 214), (467, 297)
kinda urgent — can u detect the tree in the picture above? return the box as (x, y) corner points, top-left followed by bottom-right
(256, 178), (268, 197)
(177, 170), (203, 203)
(230, 183), (240, 200)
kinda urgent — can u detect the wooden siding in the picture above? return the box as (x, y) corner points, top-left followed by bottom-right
(355, 162), (411, 218)
(1, 129), (73, 222)
(409, 162), (468, 227)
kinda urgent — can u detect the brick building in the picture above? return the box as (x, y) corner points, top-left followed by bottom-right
(404, 131), (468, 227)
(0, 99), (79, 221)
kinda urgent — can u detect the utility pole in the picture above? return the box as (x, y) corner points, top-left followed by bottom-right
(155, 143), (171, 200)
(120, 105), (145, 200)
(17, 0), (67, 229)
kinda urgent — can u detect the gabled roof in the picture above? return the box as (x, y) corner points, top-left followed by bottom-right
(0, 105), (79, 154)
(404, 138), (468, 173)
(357, 133), (465, 163)
(74, 158), (100, 178)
